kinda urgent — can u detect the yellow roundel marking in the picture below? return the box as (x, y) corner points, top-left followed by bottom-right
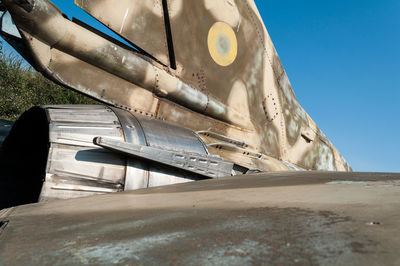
(207, 22), (238, 67)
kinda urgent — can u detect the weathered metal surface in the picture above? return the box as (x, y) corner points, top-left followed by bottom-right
(0, 0), (353, 173)
(3, 0), (251, 129)
(94, 137), (233, 178)
(39, 105), (127, 201)
(0, 171), (399, 265)
(138, 116), (209, 155)
(197, 130), (250, 149)
(42, 105), (213, 200)
(75, 0), (171, 67)
(0, 3), (394, 263)
(1, 105), (217, 204)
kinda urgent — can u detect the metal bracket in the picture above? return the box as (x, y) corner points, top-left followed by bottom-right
(197, 130), (249, 149)
(94, 137), (233, 179)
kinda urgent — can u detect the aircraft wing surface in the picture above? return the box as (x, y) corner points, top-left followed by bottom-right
(0, 171), (399, 265)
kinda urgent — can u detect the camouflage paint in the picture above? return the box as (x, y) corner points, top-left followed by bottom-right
(2, 0), (351, 172)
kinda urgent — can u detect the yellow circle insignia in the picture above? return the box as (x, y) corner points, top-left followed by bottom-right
(207, 22), (238, 67)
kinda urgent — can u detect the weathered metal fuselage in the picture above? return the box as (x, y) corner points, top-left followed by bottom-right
(0, 0), (355, 206)
(1, 0), (351, 172)
(2, 2), (400, 265)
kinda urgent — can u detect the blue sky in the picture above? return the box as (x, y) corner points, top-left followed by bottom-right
(3, 0), (399, 172)
(256, 0), (400, 172)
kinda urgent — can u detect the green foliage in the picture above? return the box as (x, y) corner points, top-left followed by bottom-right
(0, 42), (96, 120)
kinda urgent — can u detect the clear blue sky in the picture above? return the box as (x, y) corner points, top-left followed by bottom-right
(3, 0), (399, 172)
(256, 0), (400, 173)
